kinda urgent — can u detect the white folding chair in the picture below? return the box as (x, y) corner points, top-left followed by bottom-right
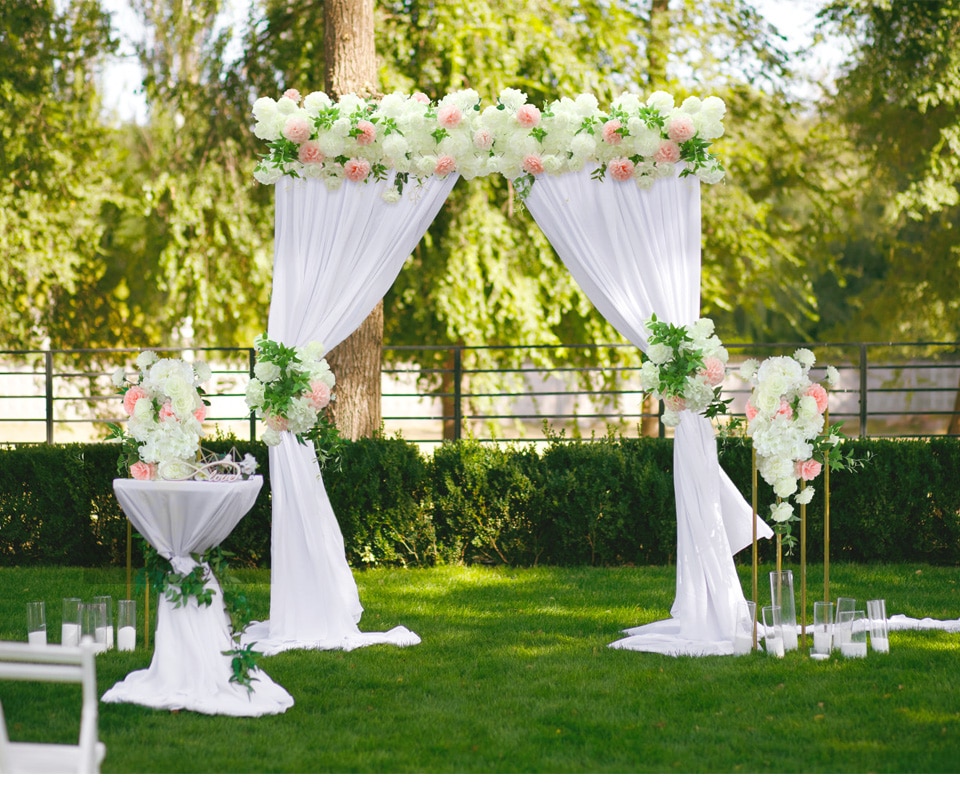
(0, 641), (106, 774)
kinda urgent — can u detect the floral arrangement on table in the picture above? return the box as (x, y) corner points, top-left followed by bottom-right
(244, 333), (343, 470)
(637, 314), (731, 428)
(251, 88), (726, 200)
(739, 349), (861, 552)
(109, 351), (258, 481)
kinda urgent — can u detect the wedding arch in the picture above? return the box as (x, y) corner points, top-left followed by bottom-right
(241, 86), (773, 657)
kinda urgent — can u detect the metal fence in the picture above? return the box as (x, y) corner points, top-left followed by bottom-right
(1, 342), (959, 447)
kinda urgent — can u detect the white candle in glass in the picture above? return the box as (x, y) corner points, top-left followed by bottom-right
(841, 641), (867, 658)
(766, 637), (785, 658)
(61, 622), (80, 647)
(813, 629), (831, 654)
(734, 634), (752, 655)
(28, 629), (47, 647)
(872, 637), (890, 653)
(117, 625), (136, 652)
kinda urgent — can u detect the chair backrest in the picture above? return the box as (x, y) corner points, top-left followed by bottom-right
(0, 641), (102, 774)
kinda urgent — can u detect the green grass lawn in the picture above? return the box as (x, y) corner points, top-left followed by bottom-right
(1, 563), (959, 773)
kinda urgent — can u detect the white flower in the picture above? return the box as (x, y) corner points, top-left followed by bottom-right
(770, 501), (794, 522)
(738, 358), (759, 382)
(646, 91), (675, 112)
(262, 427), (283, 447)
(825, 365), (840, 388)
(646, 342), (674, 365)
(244, 378), (265, 410)
(795, 486), (815, 506)
(254, 360), (282, 384)
(793, 348), (816, 368)
(112, 368), (127, 387)
(136, 351), (158, 370)
(662, 409), (681, 428)
(193, 360), (212, 384)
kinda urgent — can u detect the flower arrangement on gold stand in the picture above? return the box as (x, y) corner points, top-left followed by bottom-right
(637, 314), (731, 428)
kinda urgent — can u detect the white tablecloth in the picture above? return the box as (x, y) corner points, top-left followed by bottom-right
(103, 477), (294, 716)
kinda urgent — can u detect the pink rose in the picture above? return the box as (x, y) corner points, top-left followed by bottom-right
(796, 459), (822, 482)
(804, 383), (829, 414)
(434, 155), (457, 177)
(608, 157), (634, 181)
(437, 105), (463, 129)
(130, 461), (157, 481)
(515, 104), (541, 128)
(158, 400), (176, 421)
(264, 413), (289, 432)
(412, 92), (430, 104)
(745, 402), (758, 421)
(665, 395), (687, 412)
(602, 119), (623, 145)
(776, 398), (793, 418)
(354, 119), (376, 145)
(298, 140), (324, 164)
(282, 115), (311, 145)
(522, 154), (544, 175)
(473, 129), (493, 151)
(307, 380), (331, 410)
(667, 116), (696, 143)
(698, 356), (726, 386)
(343, 158), (371, 182)
(194, 403), (206, 423)
(282, 88), (301, 103)
(122, 386), (148, 416)
(653, 140), (681, 164)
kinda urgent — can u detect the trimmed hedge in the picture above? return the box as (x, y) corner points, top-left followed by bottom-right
(0, 437), (957, 568)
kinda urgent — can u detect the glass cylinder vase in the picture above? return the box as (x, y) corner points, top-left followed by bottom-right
(769, 570), (798, 652)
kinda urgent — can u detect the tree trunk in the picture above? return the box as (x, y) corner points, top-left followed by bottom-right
(647, 0), (670, 88)
(323, 0), (382, 439)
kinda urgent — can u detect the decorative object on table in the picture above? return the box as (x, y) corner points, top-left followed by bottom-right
(26, 601), (46, 647)
(61, 598), (81, 647)
(733, 600), (757, 655)
(812, 601), (835, 659)
(637, 314), (730, 429)
(769, 570), (798, 652)
(116, 600), (136, 652)
(840, 610), (868, 658)
(867, 599), (890, 653)
(762, 605), (785, 658)
(245, 333), (343, 470)
(251, 88), (727, 201)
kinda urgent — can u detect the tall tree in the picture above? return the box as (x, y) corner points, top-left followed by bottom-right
(0, 0), (118, 349)
(322, 0), (385, 440)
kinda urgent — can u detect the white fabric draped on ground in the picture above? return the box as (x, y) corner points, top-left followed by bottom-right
(242, 175), (457, 655)
(525, 170), (773, 656)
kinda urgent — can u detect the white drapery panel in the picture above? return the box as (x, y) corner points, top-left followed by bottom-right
(243, 174), (457, 655)
(524, 169), (773, 656)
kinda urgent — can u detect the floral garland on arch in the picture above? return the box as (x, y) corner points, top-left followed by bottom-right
(638, 314), (731, 428)
(739, 349), (859, 553)
(244, 334), (343, 471)
(251, 88), (726, 200)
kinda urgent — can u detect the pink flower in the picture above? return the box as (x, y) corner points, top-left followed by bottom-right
(282, 115), (311, 145)
(745, 402), (758, 421)
(522, 154), (544, 175)
(130, 461), (157, 481)
(437, 105), (463, 129)
(122, 386), (148, 416)
(665, 395), (687, 412)
(194, 403), (206, 423)
(412, 92), (430, 104)
(804, 383), (829, 414)
(434, 155), (457, 176)
(698, 356), (726, 386)
(653, 140), (681, 164)
(298, 140), (324, 164)
(776, 398), (794, 418)
(158, 400), (176, 421)
(343, 158), (371, 182)
(795, 459), (822, 482)
(473, 129), (493, 151)
(264, 413), (289, 432)
(667, 116), (696, 143)
(307, 380), (331, 410)
(608, 157), (634, 181)
(354, 119), (376, 145)
(282, 88), (301, 103)
(602, 119), (624, 145)
(515, 104), (541, 128)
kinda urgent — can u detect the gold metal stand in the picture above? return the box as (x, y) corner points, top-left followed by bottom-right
(824, 409), (831, 604)
(751, 447), (758, 651)
(800, 479), (807, 650)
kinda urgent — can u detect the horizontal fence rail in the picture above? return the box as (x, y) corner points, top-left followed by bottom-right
(1, 342), (958, 448)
